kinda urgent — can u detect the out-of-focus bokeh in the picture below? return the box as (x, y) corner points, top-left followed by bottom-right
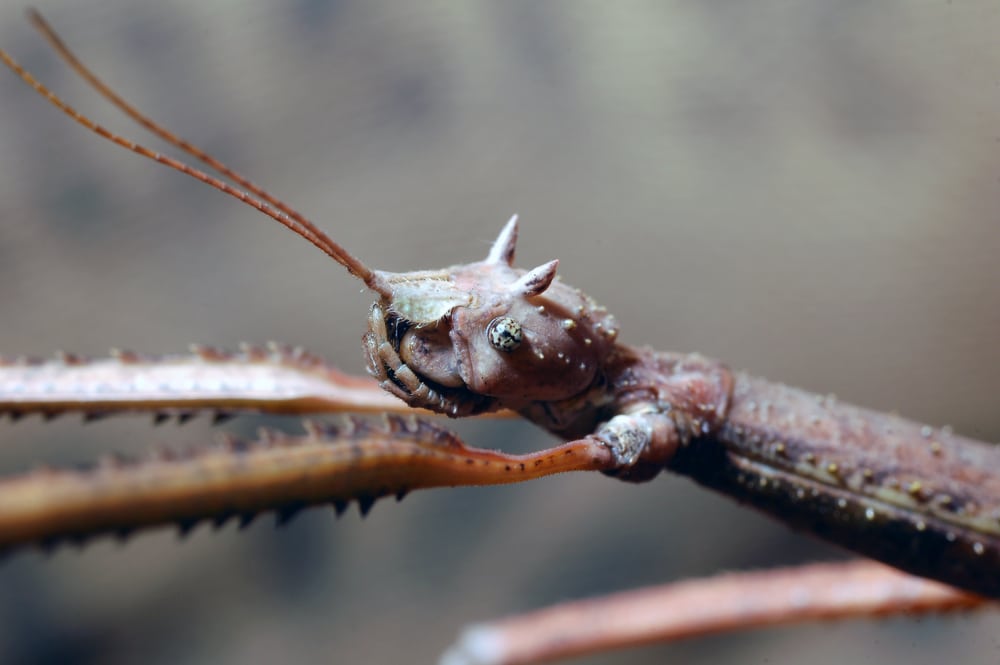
(0, 2), (998, 664)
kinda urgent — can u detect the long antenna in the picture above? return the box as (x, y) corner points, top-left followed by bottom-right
(0, 10), (378, 288)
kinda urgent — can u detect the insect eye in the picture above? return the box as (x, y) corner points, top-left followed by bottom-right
(487, 316), (523, 352)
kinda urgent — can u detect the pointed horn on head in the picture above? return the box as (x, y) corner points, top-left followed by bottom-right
(485, 214), (519, 266)
(511, 259), (558, 297)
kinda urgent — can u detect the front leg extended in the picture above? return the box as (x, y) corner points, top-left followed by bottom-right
(521, 349), (736, 482)
(0, 415), (620, 551)
(560, 344), (1000, 600)
(0, 347), (725, 550)
(589, 406), (682, 482)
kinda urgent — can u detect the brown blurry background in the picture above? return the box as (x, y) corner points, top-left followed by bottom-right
(0, 2), (998, 664)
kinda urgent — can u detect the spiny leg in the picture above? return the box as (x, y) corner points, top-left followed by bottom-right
(0, 416), (616, 551)
(0, 344), (442, 422)
(440, 560), (988, 665)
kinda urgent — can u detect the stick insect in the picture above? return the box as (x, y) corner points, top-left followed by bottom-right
(1, 5), (1000, 664)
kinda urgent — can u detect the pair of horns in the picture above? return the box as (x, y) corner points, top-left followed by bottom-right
(486, 215), (560, 298)
(368, 215), (559, 301)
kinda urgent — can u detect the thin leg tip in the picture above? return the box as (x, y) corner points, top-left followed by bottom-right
(439, 625), (504, 665)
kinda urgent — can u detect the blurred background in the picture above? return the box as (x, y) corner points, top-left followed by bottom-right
(0, 2), (998, 664)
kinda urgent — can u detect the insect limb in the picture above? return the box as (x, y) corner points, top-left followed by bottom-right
(440, 560), (987, 665)
(0, 416), (614, 552)
(363, 303), (497, 417)
(588, 405), (681, 482)
(513, 349), (735, 481)
(0, 343), (433, 422)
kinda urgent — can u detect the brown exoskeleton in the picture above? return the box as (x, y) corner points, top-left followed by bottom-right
(363, 215), (620, 418)
(0, 8), (997, 665)
(363, 213), (728, 482)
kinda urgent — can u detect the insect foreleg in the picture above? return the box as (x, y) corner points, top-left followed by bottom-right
(587, 406), (681, 482)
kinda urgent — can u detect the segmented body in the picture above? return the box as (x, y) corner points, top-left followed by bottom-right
(675, 373), (1000, 597)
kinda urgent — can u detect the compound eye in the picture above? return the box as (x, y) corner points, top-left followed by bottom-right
(487, 316), (523, 352)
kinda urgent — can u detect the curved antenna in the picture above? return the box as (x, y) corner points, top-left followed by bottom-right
(0, 11), (378, 288)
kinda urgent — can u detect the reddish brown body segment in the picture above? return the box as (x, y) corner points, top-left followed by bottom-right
(670, 373), (1000, 597)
